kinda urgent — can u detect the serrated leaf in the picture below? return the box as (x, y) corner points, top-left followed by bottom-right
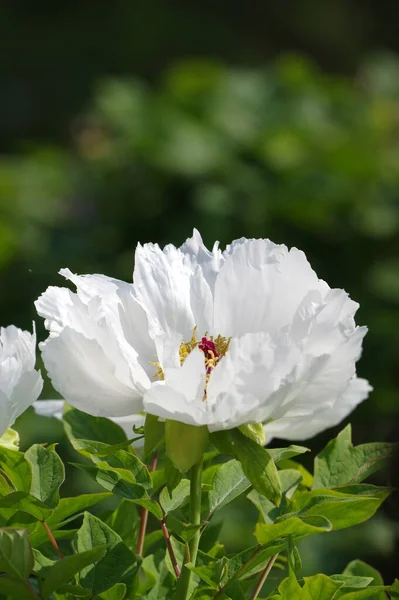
(230, 429), (281, 505)
(40, 546), (107, 598)
(0, 447), (31, 492)
(208, 459), (251, 514)
(159, 479), (190, 514)
(25, 444), (65, 509)
(255, 515), (331, 546)
(0, 528), (33, 579)
(313, 425), (397, 489)
(63, 404), (128, 445)
(76, 512), (137, 594)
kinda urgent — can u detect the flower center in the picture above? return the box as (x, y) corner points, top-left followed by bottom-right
(151, 327), (230, 383)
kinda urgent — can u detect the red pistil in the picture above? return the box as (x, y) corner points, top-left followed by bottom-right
(199, 337), (219, 374)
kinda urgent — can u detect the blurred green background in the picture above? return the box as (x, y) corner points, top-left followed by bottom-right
(1, 0), (398, 586)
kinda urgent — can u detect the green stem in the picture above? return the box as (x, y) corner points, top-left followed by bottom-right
(174, 458), (203, 600)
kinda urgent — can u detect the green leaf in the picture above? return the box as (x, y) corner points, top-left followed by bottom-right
(32, 548), (56, 574)
(293, 485), (390, 530)
(255, 515), (331, 546)
(76, 512), (137, 594)
(337, 588), (390, 600)
(40, 546), (107, 598)
(390, 580), (399, 597)
(268, 446), (310, 464)
(63, 404), (127, 445)
(48, 492), (112, 528)
(105, 499), (140, 549)
(0, 447), (31, 492)
(144, 413), (165, 458)
(247, 489), (279, 523)
(331, 575), (375, 589)
(341, 561), (386, 600)
(131, 497), (163, 519)
(99, 582), (127, 600)
(0, 428), (19, 451)
(0, 491), (52, 521)
(25, 444), (65, 509)
(208, 459), (251, 514)
(278, 459), (313, 488)
(302, 574), (343, 599)
(343, 560), (384, 585)
(72, 463), (147, 500)
(313, 425), (397, 489)
(71, 439), (152, 489)
(29, 493), (111, 547)
(230, 429), (281, 505)
(159, 479), (190, 514)
(226, 544), (280, 581)
(164, 457), (183, 494)
(278, 573), (306, 599)
(0, 528), (33, 579)
(0, 577), (33, 599)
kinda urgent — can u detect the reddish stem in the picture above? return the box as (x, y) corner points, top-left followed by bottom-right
(136, 452), (158, 556)
(249, 554), (278, 600)
(41, 520), (64, 559)
(161, 518), (181, 577)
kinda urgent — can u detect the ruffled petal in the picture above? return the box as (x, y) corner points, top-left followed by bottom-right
(36, 271), (153, 415)
(265, 377), (371, 441)
(41, 327), (143, 417)
(214, 239), (328, 337)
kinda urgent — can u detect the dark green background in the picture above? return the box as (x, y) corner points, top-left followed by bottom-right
(1, 0), (398, 586)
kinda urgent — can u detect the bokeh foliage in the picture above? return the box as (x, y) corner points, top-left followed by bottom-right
(1, 54), (398, 580)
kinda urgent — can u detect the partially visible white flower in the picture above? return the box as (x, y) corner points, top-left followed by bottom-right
(35, 230), (371, 440)
(33, 400), (146, 444)
(0, 325), (43, 436)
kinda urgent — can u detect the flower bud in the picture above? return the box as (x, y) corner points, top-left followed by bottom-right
(166, 420), (208, 472)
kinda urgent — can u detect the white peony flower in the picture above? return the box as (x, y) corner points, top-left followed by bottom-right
(33, 400), (145, 443)
(0, 325), (43, 436)
(35, 230), (371, 440)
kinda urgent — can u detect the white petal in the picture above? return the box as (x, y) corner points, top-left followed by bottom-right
(180, 229), (224, 292)
(33, 400), (64, 420)
(134, 242), (196, 339)
(206, 332), (298, 431)
(214, 240), (327, 337)
(266, 377), (371, 441)
(0, 325), (43, 435)
(143, 347), (208, 426)
(41, 327), (143, 417)
(36, 271), (153, 415)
